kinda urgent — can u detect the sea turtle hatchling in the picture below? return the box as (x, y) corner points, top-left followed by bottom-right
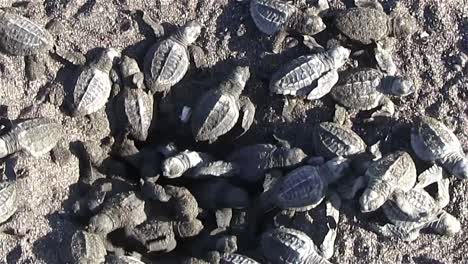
(249, 0), (327, 53)
(191, 66), (255, 143)
(69, 230), (107, 264)
(0, 9), (53, 56)
(0, 179), (16, 225)
(88, 191), (147, 236)
(330, 68), (415, 119)
(261, 227), (332, 264)
(227, 140), (307, 182)
(263, 157), (350, 211)
(72, 48), (120, 116)
(312, 120), (367, 160)
(334, 0), (417, 74)
(144, 20), (202, 94)
(130, 218), (204, 253)
(0, 117), (62, 158)
(116, 56), (154, 141)
(350, 151), (417, 213)
(372, 166), (461, 241)
(411, 116), (468, 179)
(270, 46), (351, 100)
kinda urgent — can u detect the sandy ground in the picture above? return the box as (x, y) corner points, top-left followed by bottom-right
(0, 0), (467, 263)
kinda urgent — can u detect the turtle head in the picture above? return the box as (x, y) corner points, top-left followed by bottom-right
(323, 156), (350, 183)
(298, 12), (326, 35)
(391, 13), (417, 38)
(181, 20), (202, 45)
(452, 156), (468, 179)
(162, 157), (185, 178)
(389, 77), (415, 96)
(437, 212), (461, 236)
(285, 148), (308, 165)
(230, 66), (250, 85)
(175, 219), (204, 238)
(87, 213), (114, 234)
(95, 48), (120, 72)
(360, 187), (387, 213)
(329, 46), (351, 68)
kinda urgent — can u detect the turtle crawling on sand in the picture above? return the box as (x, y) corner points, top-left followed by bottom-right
(191, 66), (255, 143)
(249, 0), (328, 53)
(411, 116), (468, 179)
(144, 20), (202, 94)
(270, 46), (351, 100)
(331, 68), (415, 119)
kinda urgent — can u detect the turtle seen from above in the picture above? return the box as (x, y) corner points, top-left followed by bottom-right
(72, 48), (120, 116)
(191, 66), (255, 143)
(249, 0), (328, 53)
(411, 116), (468, 179)
(270, 46), (351, 100)
(331, 67), (415, 120)
(144, 20), (202, 94)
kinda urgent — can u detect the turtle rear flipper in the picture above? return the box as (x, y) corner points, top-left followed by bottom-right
(306, 70), (338, 100)
(234, 96), (255, 139)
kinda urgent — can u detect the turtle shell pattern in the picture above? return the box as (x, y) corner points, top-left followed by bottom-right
(250, 0), (295, 35)
(191, 90), (239, 142)
(14, 118), (62, 157)
(335, 7), (389, 45)
(274, 165), (325, 210)
(383, 189), (438, 225)
(0, 11), (53, 56)
(70, 230), (107, 263)
(120, 88), (154, 141)
(221, 253), (260, 264)
(270, 53), (336, 96)
(366, 151), (416, 193)
(411, 116), (463, 161)
(331, 68), (385, 110)
(261, 228), (315, 264)
(74, 67), (112, 116)
(144, 38), (189, 93)
(0, 181), (16, 224)
(313, 122), (366, 159)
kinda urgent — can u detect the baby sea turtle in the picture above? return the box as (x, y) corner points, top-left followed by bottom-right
(270, 46), (351, 100)
(69, 230), (107, 264)
(265, 157), (349, 211)
(0, 9), (53, 56)
(334, 0), (417, 74)
(73, 48), (120, 116)
(249, 0), (327, 53)
(227, 141), (307, 182)
(334, 1), (417, 45)
(131, 218), (203, 253)
(144, 20), (202, 94)
(261, 227), (332, 264)
(116, 56), (154, 141)
(105, 255), (146, 264)
(0, 117), (62, 158)
(330, 68), (415, 119)
(88, 191), (146, 236)
(372, 166), (461, 241)
(191, 66), (255, 143)
(355, 151), (417, 212)
(411, 116), (468, 179)
(312, 121), (366, 159)
(0, 179), (16, 224)
(220, 253), (260, 264)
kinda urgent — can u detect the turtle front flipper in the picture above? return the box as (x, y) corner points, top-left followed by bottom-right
(367, 96), (395, 121)
(307, 70), (338, 100)
(189, 45), (206, 69)
(369, 222), (420, 241)
(414, 165), (444, 189)
(434, 178), (450, 209)
(375, 38), (397, 75)
(319, 192), (341, 260)
(236, 96), (256, 138)
(272, 29), (288, 54)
